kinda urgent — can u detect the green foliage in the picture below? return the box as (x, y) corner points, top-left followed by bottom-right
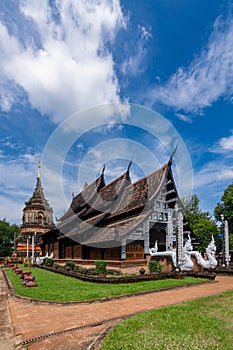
(5, 267), (207, 301)
(230, 234), (233, 251)
(192, 217), (221, 253)
(183, 194), (221, 253)
(65, 261), (75, 270)
(183, 194), (209, 225)
(214, 183), (233, 249)
(148, 260), (162, 273)
(101, 291), (233, 350)
(95, 260), (107, 274)
(43, 257), (54, 266)
(0, 219), (20, 256)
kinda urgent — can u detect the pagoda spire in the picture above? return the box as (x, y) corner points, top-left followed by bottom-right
(20, 160), (53, 241)
(37, 161), (41, 179)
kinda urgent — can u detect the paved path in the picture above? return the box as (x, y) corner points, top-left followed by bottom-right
(0, 270), (15, 350)
(2, 270), (233, 350)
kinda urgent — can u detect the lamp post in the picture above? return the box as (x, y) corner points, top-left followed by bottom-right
(221, 214), (225, 268)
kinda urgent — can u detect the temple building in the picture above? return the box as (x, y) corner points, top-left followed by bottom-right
(40, 154), (192, 261)
(17, 162), (54, 256)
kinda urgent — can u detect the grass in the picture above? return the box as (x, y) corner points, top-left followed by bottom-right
(5, 266), (209, 302)
(101, 291), (233, 350)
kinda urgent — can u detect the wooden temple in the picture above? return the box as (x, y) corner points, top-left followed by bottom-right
(40, 154), (192, 261)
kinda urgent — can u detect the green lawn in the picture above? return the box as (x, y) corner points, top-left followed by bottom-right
(101, 291), (233, 350)
(5, 267), (209, 302)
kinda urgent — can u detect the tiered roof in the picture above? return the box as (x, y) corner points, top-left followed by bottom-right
(57, 156), (179, 246)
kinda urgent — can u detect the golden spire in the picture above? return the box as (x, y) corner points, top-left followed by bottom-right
(37, 161), (41, 179)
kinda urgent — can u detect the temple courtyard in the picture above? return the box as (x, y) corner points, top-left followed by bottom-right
(1, 269), (233, 350)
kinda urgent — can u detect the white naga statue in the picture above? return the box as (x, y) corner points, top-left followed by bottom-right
(191, 236), (218, 269)
(180, 234), (194, 271)
(149, 235), (218, 271)
(36, 251), (54, 265)
(149, 241), (177, 267)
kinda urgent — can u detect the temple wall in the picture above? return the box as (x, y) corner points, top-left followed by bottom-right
(90, 249), (101, 260)
(126, 243), (144, 260)
(104, 248), (120, 260)
(53, 242), (59, 259)
(89, 247), (121, 260)
(65, 246), (72, 259)
(44, 244), (48, 255)
(73, 245), (81, 258)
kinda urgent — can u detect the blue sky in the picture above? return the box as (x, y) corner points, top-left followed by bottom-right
(0, 0), (233, 224)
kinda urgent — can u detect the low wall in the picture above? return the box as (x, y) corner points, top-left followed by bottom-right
(39, 265), (216, 284)
(54, 259), (149, 274)
(54, 254), (214, 274)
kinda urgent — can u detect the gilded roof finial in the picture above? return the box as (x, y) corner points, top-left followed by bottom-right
(37, 161), (41, 179)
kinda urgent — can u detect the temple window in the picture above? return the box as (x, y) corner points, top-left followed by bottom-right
(38, 214), (44, 225)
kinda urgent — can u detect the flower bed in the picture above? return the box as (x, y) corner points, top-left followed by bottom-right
(39, 264), (216, 284)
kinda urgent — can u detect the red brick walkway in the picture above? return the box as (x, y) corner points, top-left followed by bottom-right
(5, 275), (233, 349)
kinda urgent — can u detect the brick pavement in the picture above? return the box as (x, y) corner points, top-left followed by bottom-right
(2, 271), (233, 350)
(0, 269), (15, 350)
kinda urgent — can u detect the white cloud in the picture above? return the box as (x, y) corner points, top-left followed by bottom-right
(210, 131), (233, 155)
(121, 24), (152, 76)
(192, 159), (233, 214)
(194, 161), (233, 189)
(219, 134), (233, 150)
(0, 195), (24, 224)
(0, 0), (126, 122)
(148, 12), (233, 116)
(0, 150), (74, 224)
(175, 113), (192, 123)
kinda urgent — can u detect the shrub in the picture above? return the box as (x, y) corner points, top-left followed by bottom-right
(78, 267), (88, 274)
(148, 260), (162, 273)
(65, 261), (75, 270)
(95, 260), (107, 274)
(43, 257), (54, 267)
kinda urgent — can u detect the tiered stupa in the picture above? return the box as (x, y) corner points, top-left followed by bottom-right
(17, 162), (54, 254)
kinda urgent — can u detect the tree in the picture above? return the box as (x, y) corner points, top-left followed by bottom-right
(214, 183), (233, 250)
(192, 217), (220, 253)
(0, 219), (21, 257)
(183, 194), (221, 253)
